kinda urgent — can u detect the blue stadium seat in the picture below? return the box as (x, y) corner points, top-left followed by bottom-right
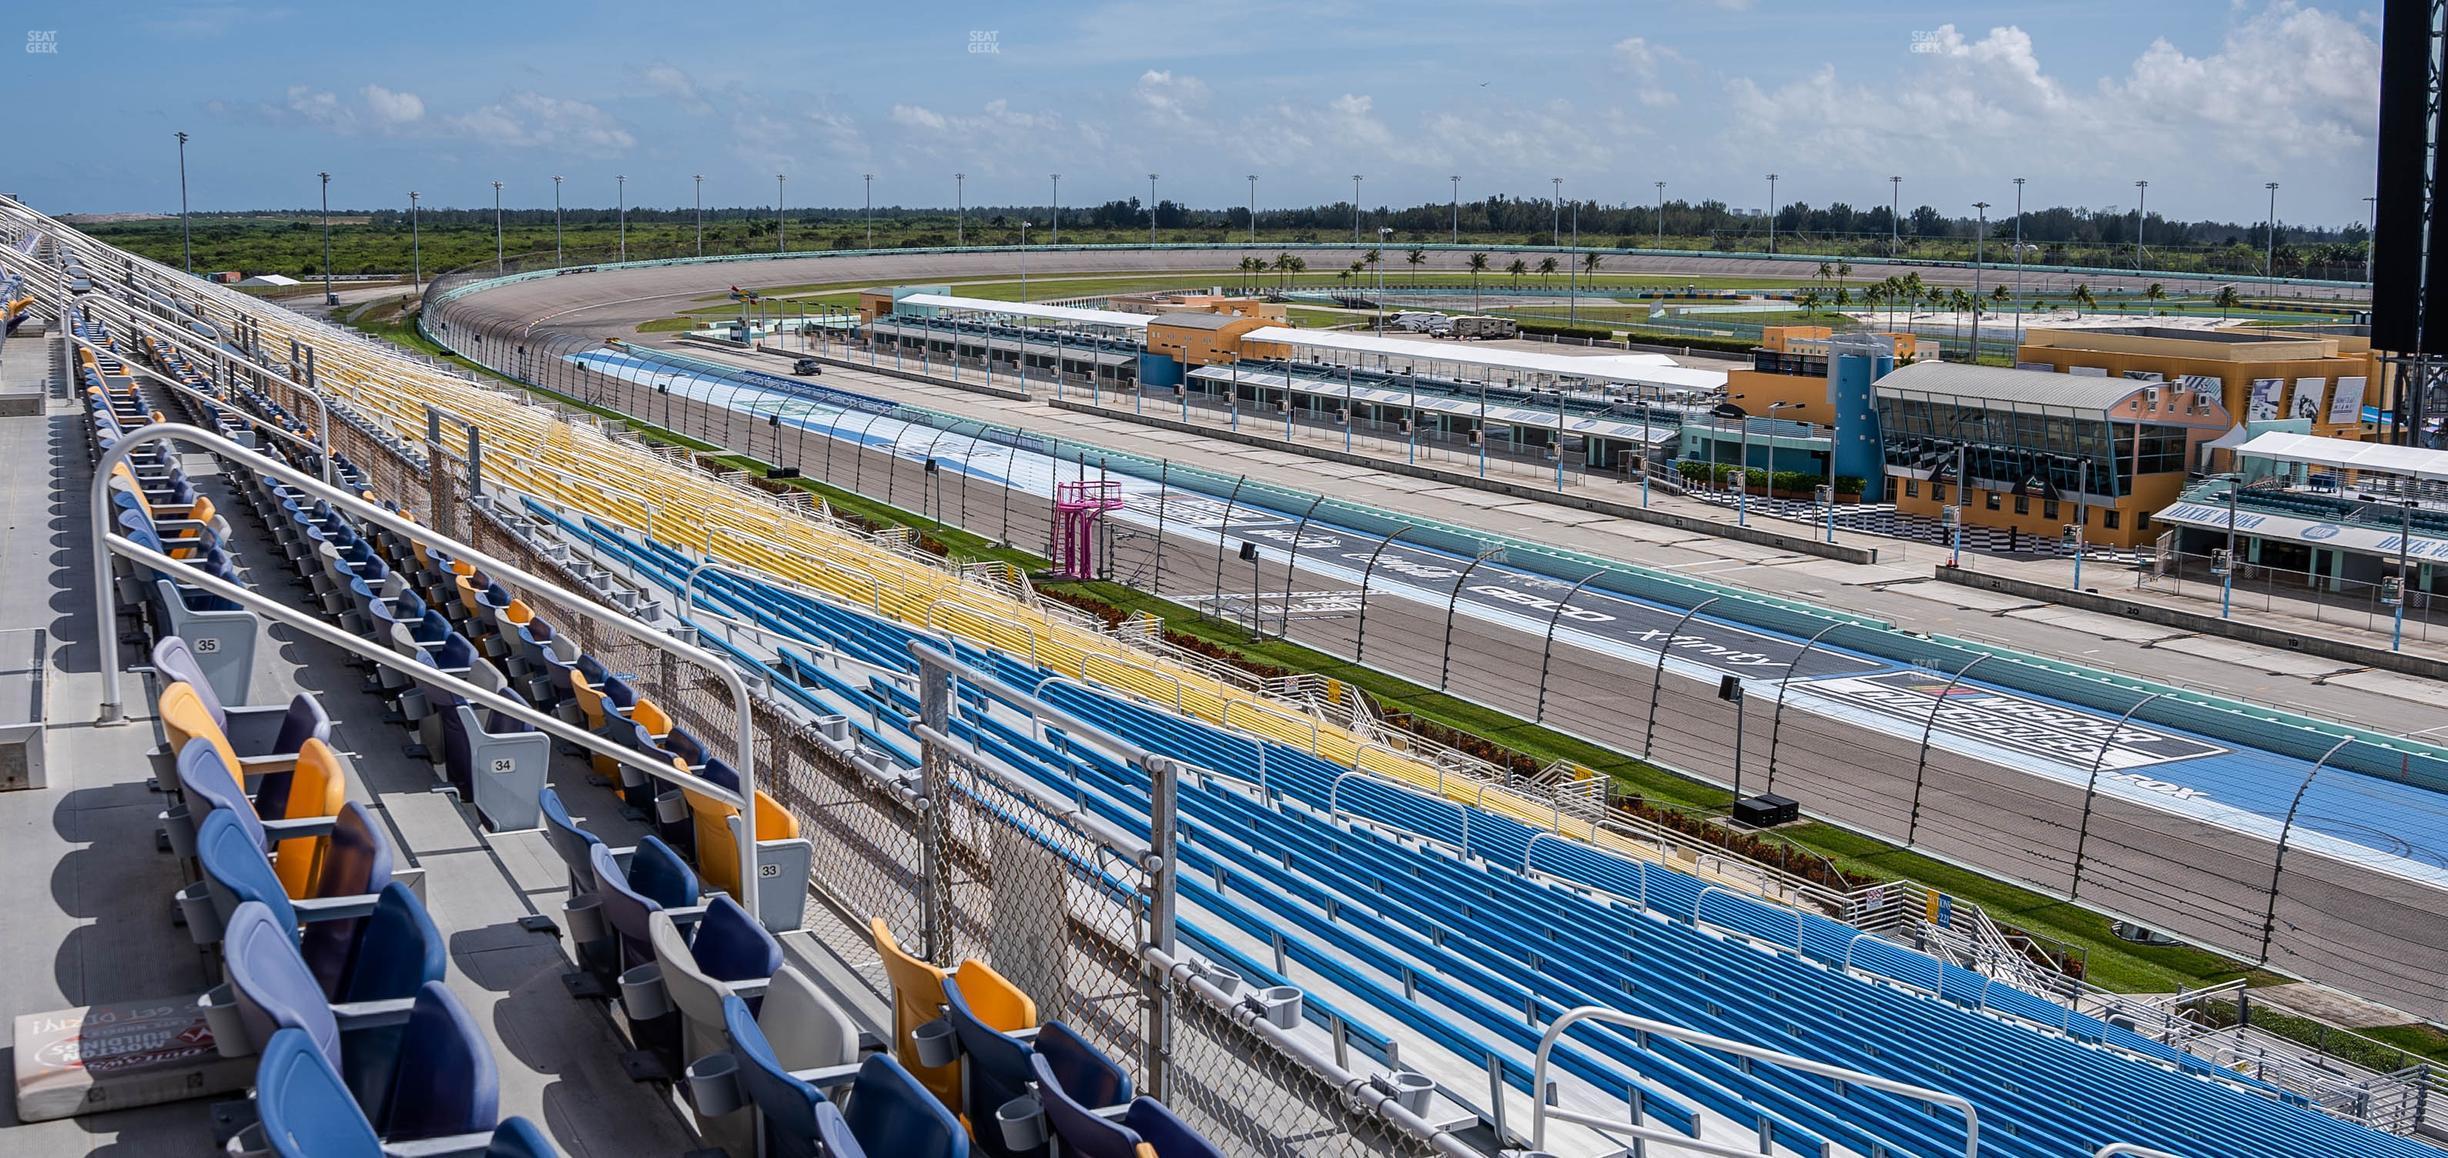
(940, 975), (1128, 1158)
(1032, 1052), (1223, 1158)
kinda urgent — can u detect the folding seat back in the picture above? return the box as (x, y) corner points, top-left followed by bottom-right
(943, 972), (1108, 1158)
(723, 993), (829, 1158)
(251, 1028), (385, 1158)
(871, 918), (1001, 1110)
(161, 681), (243, 794)
(269, 738), (352, 899)
(380, 980), (500, 1141)
(536, 787), (603, 894)
(647, 896), (779, 1066)
(297, 803), (398, 993)
(1034, 1053), (1224, 1158)
(196, 808), (299, 933)
(591, 838), (697, 972)
(686, 758), (804, 913)
(815, 1104), (867, 1158)
(757, 966), (861, 1073)
(442, 660), (548, 832)
(180, 738), (268, 852)
(841, 1054), (969, 1158)
(326, 881), (444, 1005)
(222, 900), (339, 1064)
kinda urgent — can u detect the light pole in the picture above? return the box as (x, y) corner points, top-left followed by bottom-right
(551, 175), (563, 266)
(319, 171), (335, 297)
(1971, 201), (1989, 361)
(2012, 177), (2026, 318)
(489, 178), (502, 274)
(407, 191), (421, 298)
(1018, 221), (1032, 302)
(1148, 173), (1159, 245)
(2133, 180), (2148, 269)
(616, 174), (627, 261)
(955, 173), (965, 245)
(1766, 173), (1779, 254)
(1352, 174), (1364, 243)
(690, 174), (703, 257)
(777, 173), (787, 254)
(2263, 182), (2279, 281)
(1655, 180), (1666, 247)
(1550, 177), (1562, 247)
(862, 173), (873, 248)
(1450, 174), (1461, 244)
(176, 132), (193, 275)
(1050, 173), (1060, 244)
(2366, 195), (2378, 283)
(2220, 477), (2238, 618)
(1246, 174), (1257, 245)
(1889, 176), (1901, 257)
(1376, 226), (1392, 334)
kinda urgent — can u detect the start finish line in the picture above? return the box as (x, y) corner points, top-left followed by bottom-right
(1801, 671), (2230, 772)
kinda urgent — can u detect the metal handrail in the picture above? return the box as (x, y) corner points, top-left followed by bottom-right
(56, 287), (339, 484)
(91, 422), (763, 904)
(1530, 1005), (1979, 1157)
(2094, 1145), (2191, 1158)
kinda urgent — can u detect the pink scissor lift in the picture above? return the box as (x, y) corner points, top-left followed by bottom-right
(1053, 478), (1125, 579)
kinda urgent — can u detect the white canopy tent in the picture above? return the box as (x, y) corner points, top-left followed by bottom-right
(894, 293), (1151, 331)
(2235, 432), (2448, 484)
(1240, 326), (1727, 393)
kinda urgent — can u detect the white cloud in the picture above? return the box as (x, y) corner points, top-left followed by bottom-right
(888, 103), (949, 133)
(1724, 4), (2375, 192)
(1612, 36), (1684, 107)
(361, 84), (424, 128)
(449, 92), (636, 153)
(643, 64), (713, 116)
(1134, 69), (1210, 128)
(282, 85), (355, 133)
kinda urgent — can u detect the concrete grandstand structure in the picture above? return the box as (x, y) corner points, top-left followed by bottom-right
(3, 196), (2444, 1158)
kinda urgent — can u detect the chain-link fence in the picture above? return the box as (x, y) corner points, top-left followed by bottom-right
(2140, 547), (2444, 644)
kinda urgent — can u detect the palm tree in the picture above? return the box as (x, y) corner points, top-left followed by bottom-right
(1815, 260), (1834, 288)
(2071, 283), (2097, 316)
(1833, 285), (1851, 312)
(1272, 252), (1295, 291)
(2144, 282), (2167, 314)
(1336, 266), (1353, 286)
(1507, 257), (1529, 290)
(1346, 260), (1365, 292)
(1536, 255), (1559, 288)
(1581, 251), (1603, 277)
(1406, 246), (1427, 285)
(2214, 284), (2241, 319)
(1861, 284), (1883, 327)
(1797, 289), (1824, 317)
(1836, 261), (1853, 285)
(1468, 251), (1490, 311)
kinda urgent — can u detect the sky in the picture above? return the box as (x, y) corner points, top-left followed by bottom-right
(0, 1), (2385, 227)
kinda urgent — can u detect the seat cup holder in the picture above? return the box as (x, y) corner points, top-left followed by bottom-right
(911, 1017), (960, 1068)
(619, 963), (670, 1021)
(1370, 1069), (1436, 1115)
(654, 789), (689, 825)
(1195, 962), (1242, 998)
(1246, 985), (1303, 1030)
(995, 1094), (1047, 1151)
(176, 880), (222, 945)
(684, 1052), (745, 1117)
(161, 805), (197, 860)
(563, 895), (608, 946)
(199, 983), (253, 1059)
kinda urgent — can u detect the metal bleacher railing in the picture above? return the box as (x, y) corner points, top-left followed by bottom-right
(406, 259), (2448, 1029)
(7, 208), (1486, 1155)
